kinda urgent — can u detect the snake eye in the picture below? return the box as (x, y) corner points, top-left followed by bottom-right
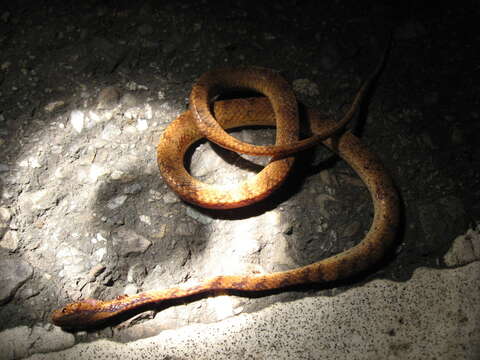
(62, 308), (67, 313)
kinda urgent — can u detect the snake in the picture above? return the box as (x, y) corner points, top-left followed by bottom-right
(51, 43), (399, 329)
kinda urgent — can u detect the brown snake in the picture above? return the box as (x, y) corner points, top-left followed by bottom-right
(51, 44), (399, 329)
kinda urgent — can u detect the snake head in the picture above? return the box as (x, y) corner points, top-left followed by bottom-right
(51, 298), (111, 329)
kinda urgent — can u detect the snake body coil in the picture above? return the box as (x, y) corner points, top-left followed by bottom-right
(52, 46), (399, 329)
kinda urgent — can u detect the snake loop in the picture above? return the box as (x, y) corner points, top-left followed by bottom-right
(51, 45), (399, 329)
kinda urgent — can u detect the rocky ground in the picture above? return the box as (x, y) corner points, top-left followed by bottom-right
(0, 1), (479, 359)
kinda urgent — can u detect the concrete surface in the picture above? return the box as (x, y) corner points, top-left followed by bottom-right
(18, 259), (479, 360)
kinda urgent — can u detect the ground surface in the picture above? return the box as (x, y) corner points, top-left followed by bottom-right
(0, 1), (479, 359)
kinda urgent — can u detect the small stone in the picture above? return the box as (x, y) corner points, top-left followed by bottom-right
(124, 183), (142, 194)
(70, 109), (85, 133)
(137, 118), (148, 131)
(139, 215), (151, 225)
(111, 170), (125, 180)
(101, 123), (122, 140)
(444, 227), (480, 266)
(107, 195), (128, 210)
(44, 100), (65, 113)
(126, 81), (142, 91)
(144, 103), (153, 119)
(149, 189), (163, 201)
(87, 264), (106, 282)
(87, 164), (109, 183)
(124, 108), (138, 120)
(152, 224), (167, 239)
(0, 164), (9, 172)
(20, 189), (58, 211)
(175, 221), (196, 236)
(93, 247), (107, 262)
(113, 228), (151, 257)
(124, 283), (138, 295)
(0, 230), (19, 251)
(29, 157), (41, 168)
(56, 245), (90, 278)
(0, 207), (11, 222)
(162, 191), (179, 204)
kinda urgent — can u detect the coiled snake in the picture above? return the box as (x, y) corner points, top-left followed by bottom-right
(52, 44), (399, 329)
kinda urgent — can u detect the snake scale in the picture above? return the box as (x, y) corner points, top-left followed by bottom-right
(51, 43), (399, 329)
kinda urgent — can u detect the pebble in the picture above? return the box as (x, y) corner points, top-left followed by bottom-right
(124, 283), (138, 295)
(444, 226), (480, 266)
(124, 183), (142, 194)
(139, 215), (151, 225)
(87, 264), (106, 282)
(56, 246), (90, 278)
(44, 100), (65, 113)
(0, 207), (11, 222)
(70, 110), (85, 133)
(19, 189), (58, 211)
(175, 221), (197, 236)
(110, 170), (125, 180)
(162, 191), (179, 204)
(125, 81), (148, 91)
(107, 195), (128, 209)
(93, 247), (107, 262)
(101, 123), (122, 141)
(113, 228), (152, 257)
(136, 118), (149, 131)
(0, 230), (19, 251)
